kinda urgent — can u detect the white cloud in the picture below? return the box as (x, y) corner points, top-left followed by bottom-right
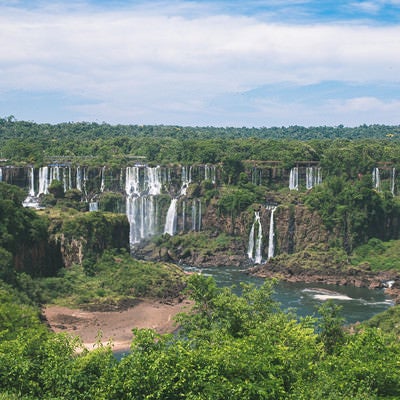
(0, 2), (400, 125)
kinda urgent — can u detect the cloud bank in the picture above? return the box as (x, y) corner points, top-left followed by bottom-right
(0, 1), (399, 126)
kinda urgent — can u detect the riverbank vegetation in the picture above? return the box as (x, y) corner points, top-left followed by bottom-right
(1, 274), (400, 399)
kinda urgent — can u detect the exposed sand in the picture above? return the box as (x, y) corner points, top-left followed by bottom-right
(43, 299), (193, 351)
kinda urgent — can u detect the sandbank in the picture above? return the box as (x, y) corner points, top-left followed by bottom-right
(43, 298), (192, 352)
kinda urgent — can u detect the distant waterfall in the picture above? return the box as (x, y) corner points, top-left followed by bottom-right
(306, 167), (322, 189)
(289, 167), (298, 190)
(29, 167), (35, 197)
(205, 164), (216, 184)
(180, 166), (192, 196)
(191, 199), (202, 231)
(0, 167), (2, 182)
(147, 166), (162, 195)
(247, 211), (263, 264)
(100, 166), (106, 192)
(38, 166), (49, 195)
(125, 166), (141, 196)
(163, 166), (192, 236)
(372, 167), (381, 191)
(251, 167), (262, 186)
(391, 167), (396, 196)
(268, 207), (277, 259)
(164, 198), (177, 235)
(306, 167), (313, 190)
(125, 166), (162, 245)
(76, 167), (82, 191)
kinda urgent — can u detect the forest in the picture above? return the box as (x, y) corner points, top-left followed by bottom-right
(1, 118), (400, 399)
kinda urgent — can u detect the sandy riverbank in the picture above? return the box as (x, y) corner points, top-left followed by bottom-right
(43, 298), (193, 352)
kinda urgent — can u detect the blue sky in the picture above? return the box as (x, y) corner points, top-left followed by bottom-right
(1, 0), (400, 127)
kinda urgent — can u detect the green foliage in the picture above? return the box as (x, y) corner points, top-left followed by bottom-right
(159, 231), (236, 259)
(38, 250), (186, 309)
(316, 300), (346, 354)
(0, 274), (399, 399)
(360, 305), (400, 337)
(217, 186), (262, 217)
(351, 238), (400, 271)
(305, 175), (400, 252)
(48, 179), (64, 199)
(61, 211), (129, 263)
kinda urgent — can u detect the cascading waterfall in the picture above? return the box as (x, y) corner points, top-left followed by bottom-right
(306, 167), (313, 190)
(391, 167), (396, 196)
(126, 166), (162, 244)
(247, 211), (263, 264)
(192, 200), (197, 231)
(316, 167), (322, 186)
(198, 200), (202, 231)
(100, 166), (106, 192)
(0, 167), (2, 182)
(164, 198), (177, 235)
(182, 200), (186, 231)
(147, 166), (162, 195)
(268, 207), (277, 259)
(29, 167), (35, 197)
(372, 167), (381, 191)
(76, 167), (82, 191)
(289, 167), (298, 190)
(163, 166), (192, 236)
(68, 167), (72, 191)
(38, 166), (49, 195)
(63, 168), (68, 193)
(205, 164), (216, 184)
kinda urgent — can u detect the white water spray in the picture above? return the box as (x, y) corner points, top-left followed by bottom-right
(289, 167), (298, 190)
(247, 211), (263, 264)
(267, 207), (277, 259)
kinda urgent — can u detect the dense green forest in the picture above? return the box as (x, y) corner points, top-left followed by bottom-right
(1, 118), (400, 398)
(1, 117), (399, 166)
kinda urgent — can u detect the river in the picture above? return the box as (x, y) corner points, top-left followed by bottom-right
(183, 265), (394, 324)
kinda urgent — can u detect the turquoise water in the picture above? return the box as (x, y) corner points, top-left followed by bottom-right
(183, 265), (393, 325)
(114, 265), (393, 360)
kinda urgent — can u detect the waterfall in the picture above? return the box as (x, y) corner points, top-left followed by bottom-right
(198, 200), (202, 231)
(180, 166), (191, 196)
(182, 200), (186, 231)
(205, 164), (216, 184)
(29, 167), (35, 196)
(306, 167), (313, 190)
(147, 166), (161, 195)
(289, 167), (298, 190)
(391, 167), (396, 196)
(38, 166), (49, 195)
(268, 207), (277, 259)
(164, 198), (177, 235)
(63, 168), (68, 193)
(76, 167), (82, 191)
(125, 166), (162, 245)
(100, 166), (106, 192)
(89, 202), (98, 211)
(125, 166), (140, 196)
(192, 200), (197, 231)
(247, 211), (263, 264)
(372, 167), (381, 191)
(68, 167), (72, 191)
(316, 167), (322, 186)
(247, 220), (255, 260)
(0, 167), (2, 182)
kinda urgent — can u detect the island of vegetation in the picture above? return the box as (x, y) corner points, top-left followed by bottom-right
(0, 117), (400, 399)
